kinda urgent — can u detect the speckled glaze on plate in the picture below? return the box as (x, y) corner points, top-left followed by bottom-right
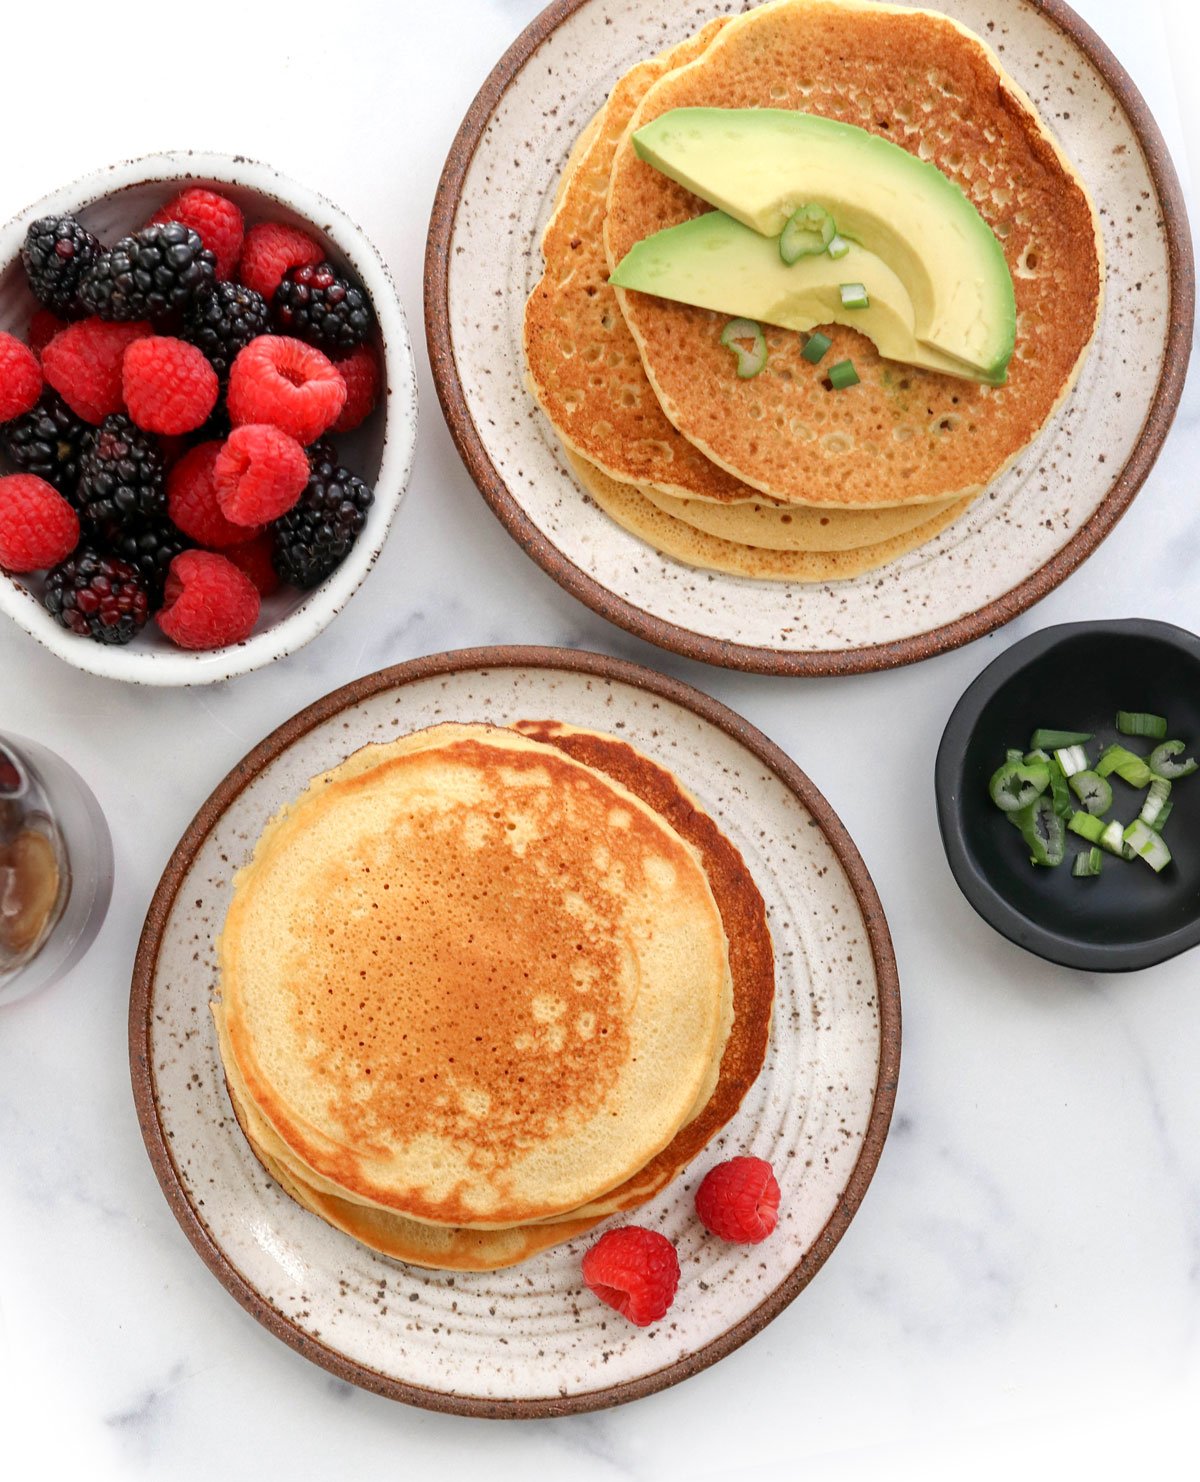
(426, 0), (1194, 676)
(130, 648), (900, 1416)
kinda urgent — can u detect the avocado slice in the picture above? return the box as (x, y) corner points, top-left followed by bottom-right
(610, 211), (1002, 384)
(632, 107), (1015, 382)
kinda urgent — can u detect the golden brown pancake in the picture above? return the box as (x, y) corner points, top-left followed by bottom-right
(604, 0), (1103, 508)
(216, 723), (729, 1229)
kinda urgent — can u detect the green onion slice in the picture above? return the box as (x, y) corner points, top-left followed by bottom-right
(827, 234), (851, 259)
(802, 332), (833, 365)
(1116, 711), (1168, 740)
(1068, 811), (1106, 844)
(839, 282), (870, 310)
(1099, 820), (1128, 857)
(720, 318), (767, 379)
(828, 359), (859, 390)
(1123, 819), (1172, 873)
(1095, 744), (1154, 787)
(1072, 847), (1103, 878)
(1068, 770), (1112, 816)
(779, 205), (836, 264)
(1030, 728), (1093, 751)
(1016, 795), (1065, 867)
(1149, 801), (1173, 834)
(1138, 777), (1172, 828)
(1053, 744), (1090, 779)
(1149, 740), (1198, 779)
(989, 759), (1051, 812)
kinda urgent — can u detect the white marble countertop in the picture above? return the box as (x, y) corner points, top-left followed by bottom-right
(1, 1), (1197, 1477)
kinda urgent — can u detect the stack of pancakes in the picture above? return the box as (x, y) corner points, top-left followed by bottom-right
(523, 0), (1103, 582)
(214, 721), (774, 1271)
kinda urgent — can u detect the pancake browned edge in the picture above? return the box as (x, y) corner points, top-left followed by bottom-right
(218, 722), (775, 1270)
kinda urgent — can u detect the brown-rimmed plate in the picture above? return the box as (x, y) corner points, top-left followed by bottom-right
(425, 0), (1193, 677)
(130, 647), (900, 1417)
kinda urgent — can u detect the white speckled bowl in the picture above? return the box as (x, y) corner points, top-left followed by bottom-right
(130, 648), (900, 1416)
(0, 151), (418, 685)
(426, 0), (1193, 675)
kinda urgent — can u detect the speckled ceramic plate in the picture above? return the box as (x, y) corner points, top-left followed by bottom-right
(426, 0), (1193, 676)
(130, 647), (899, 1416)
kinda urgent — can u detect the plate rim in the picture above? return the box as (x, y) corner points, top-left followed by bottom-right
(128, 644), (902, 1418)
(423, 0), (1196, 678)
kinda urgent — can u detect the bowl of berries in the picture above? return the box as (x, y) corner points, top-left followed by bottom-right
(0, 151), (417, 683)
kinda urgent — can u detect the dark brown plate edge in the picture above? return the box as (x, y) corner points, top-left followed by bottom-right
(128, 644), (901, 1417)
(423, 0), (1195, 678)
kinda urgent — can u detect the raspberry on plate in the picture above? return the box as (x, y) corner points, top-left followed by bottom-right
(41, 318), (152, 424)
(0, 333), (44, 422)
(694, 1156), (780, 1244)
(156, 549), (260, 650)
(0, 474), (80, 572)
(237, 223), (323, 302)
(122, 336), (219, 435)
(221, 532), (281, 597)
(331, 343), (381, 433)
(227, 335), (346, 445)
(167, 441), (260, 548)
(215, 424), (309, 525)
(150, 189), (244, 282)
(44, 545), (149, 644)
(581, 1226), (680, 1328)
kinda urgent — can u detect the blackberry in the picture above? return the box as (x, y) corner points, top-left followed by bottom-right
(273, 262), (373, 351)
(182, 281), (270, 379)
(79, 223), (216, 323)
(271, 453), (374, 588)
(43, 545), (149, 644)
(101, 517), (188, 607)
(21, 216), (103, 315)
(77, 415), (165, 529)
(0, 391), (88, 498)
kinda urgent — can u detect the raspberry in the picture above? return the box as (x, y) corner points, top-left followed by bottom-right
(273, 261), (373, 351)
(121, 336), (219, 435)
(28, 310), (69, 357)
(21, 216), (103, 316)
(237, 223), (322, 302)
(0, 474), (80, 572)
(156, 549), (260, 649)
(80, 223), (216, 323)
(150, 189), (244, 281)
(215, 424), (309, 525)
(167, 441), (260, 548)
(227, 336), (346, 445)
(331, 344), (381, 433)
(694, 1157), (780, 1244)
(221, 532), (281, 596)
(581, 1227), (680, 1328)
(44, 545), (149, 644)
(41, 318), (151, 423)
(0, 333), (43, 421)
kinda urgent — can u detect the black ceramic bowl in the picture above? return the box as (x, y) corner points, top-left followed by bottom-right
(936, 620), (1200, 972)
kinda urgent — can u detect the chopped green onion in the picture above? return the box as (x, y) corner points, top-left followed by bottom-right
(802, 332), (832, 365)
(1068, 811), (1106, 844)
(1072, 847), (1103, 878)
(1149, 801), (1173, 833)
(828, 359), (859, 390)
(1095, 744), (1154, 787)
(779, 205), (836, 264)
(1122, 820), (1172, 873)
(1013, 795), (1065, 867)
(989, 758), (1051, 812)
(720, 318), (767, 379)
(1138, 777), (1172, 828)
(839, 282), (870, 310)
(827, 234), (851, 259)
(1068, 770), (1112, 816)
(1053, 744), (1090, 779)
(1099, 820), (1127, 857)
(1149, 740), (1197, 779)
(1117, 711), (1168, 740)
(1030, 728), (1093, 751)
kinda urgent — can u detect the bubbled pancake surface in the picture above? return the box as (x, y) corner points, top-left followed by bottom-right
(567, 448), (972, 582)
(216, 723), (729, 1228)
(604, 0), (1103, 508)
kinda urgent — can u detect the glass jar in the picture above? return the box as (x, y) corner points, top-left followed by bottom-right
(0, 734), (113, 1006)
